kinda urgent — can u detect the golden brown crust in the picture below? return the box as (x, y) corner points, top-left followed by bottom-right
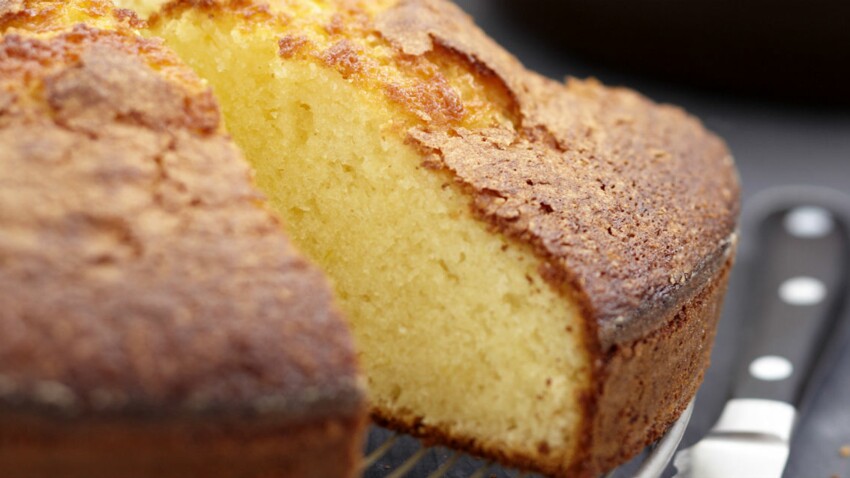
(0, 412), (365, 478)
(582, 254), (732, 476)
(1, 0), (116, 32)
(0, 15), (363, 429)
(156, 0), (277, 24)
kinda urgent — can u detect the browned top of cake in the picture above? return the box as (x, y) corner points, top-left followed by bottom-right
(0, 21), (362, 420)
(376, 0), (740, 349)
(146, 0), (738, 350)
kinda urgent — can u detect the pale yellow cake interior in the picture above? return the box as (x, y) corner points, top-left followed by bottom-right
(115, 0), (591, 462)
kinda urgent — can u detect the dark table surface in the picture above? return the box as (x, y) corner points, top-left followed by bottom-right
(449, 2), (850, 477)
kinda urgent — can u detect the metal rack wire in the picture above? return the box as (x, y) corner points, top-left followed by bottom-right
(362, 401), (693, 478)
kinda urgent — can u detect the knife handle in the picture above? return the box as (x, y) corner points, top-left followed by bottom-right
(731, 206), (849, 405)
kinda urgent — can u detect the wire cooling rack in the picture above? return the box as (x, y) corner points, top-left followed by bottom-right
(361, 401), (694, 478)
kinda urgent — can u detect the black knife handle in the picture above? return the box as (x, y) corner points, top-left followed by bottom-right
(732, 205), (849, 405)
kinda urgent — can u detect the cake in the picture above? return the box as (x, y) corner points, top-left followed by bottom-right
(1, 0), (740, 477)
(0, 3), (366, 477)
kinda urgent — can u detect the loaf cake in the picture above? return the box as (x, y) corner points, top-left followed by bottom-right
(1, 0), (740, 476)
(0, 3), (365, 477)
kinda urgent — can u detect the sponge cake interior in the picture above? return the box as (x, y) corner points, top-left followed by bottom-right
(139, 0), (592, 465)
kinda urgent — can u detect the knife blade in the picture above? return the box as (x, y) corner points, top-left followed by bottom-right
(673, 191), (850, 478)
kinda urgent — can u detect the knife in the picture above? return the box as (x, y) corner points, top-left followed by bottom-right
(673, 196), (850, 478)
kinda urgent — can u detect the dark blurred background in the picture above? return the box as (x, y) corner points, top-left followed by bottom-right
(450, 2), (850, 477)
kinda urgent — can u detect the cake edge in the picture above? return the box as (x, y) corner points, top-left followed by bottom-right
(0, 411), (367, 478)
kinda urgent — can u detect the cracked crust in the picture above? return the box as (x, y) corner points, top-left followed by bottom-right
(0, 17), (365, 478)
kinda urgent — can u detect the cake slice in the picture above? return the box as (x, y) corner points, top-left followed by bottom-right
(0, 3), (365, 477)
(126, 0), (740, 476)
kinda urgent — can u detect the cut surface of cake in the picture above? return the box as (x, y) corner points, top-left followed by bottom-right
(125, 1), (739, 475)
(0, 2), (365, 477)
(2, 0), (740, 476)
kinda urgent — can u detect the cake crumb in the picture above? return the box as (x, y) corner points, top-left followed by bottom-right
(840, 444), (850, 458)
